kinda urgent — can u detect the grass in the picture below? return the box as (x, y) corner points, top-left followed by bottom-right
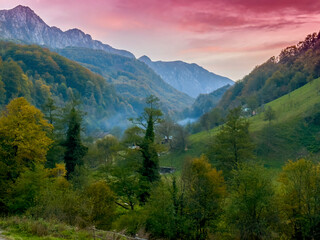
(0, 217), (134, 240)
(160, 78), (320, 171)
(0, 217), (93, 240)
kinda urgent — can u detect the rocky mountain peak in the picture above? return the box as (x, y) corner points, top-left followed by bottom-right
(0, 5), (135, 58)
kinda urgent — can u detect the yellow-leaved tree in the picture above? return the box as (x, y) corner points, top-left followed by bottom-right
(0, 97), (53, 178)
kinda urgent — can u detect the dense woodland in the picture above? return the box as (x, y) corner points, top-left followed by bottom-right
(0, 41), (134, 133)
(2, 33), (320, 240)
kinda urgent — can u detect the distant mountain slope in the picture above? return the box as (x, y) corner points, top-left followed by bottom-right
(139, 55), (234, 98)
(183, 84), (231, 118)
(0, 41), (133, 132)
(0, 5), (134, 58)
(218, 32), (320, 111)
(56, 47), (194, 114)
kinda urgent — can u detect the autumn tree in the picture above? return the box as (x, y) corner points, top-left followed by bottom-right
(0, 97), (52, 176)
(182, 155), (226, 239)
(278, 159), (320, 239)
(0, 97), (52, 211)
(64, 107), (88, 180)
(85, 181), (116, 230)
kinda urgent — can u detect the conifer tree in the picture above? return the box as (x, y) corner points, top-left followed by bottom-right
(64, 107), (87, 180)
(209, 107), (254, 175)
(131, 95), (162, 203)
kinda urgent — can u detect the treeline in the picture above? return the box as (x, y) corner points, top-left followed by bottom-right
(0, 41), (132, 133)
(1, 97), (320, 239)
(219, 31), (320, 112)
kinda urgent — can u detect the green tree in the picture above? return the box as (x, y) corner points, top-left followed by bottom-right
(96, 134), (120, 165)
(263, 106), (276, 123)
(64, 107), (88, 179)
(209, 107), (254, 175)
(131, 95), (163, 203)
(226, 162), (277, 240)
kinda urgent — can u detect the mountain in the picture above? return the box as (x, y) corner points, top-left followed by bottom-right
(139, 55), (234, 98)
(55, 47), (194, 114)
(0, 41), (134, 133)
(183, 84), (231, 119)
(0, 5), (134, 58)
(218, 32), (320, 111)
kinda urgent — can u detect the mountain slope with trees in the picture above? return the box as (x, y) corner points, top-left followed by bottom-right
(0, 41), (133, 133)
(56, 47), (194, 114)
(218, 32), (320, 111)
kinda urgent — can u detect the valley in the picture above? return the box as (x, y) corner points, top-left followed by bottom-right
(1, 3), (320, 240)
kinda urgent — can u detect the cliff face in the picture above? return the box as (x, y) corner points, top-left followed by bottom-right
(0, 5), (134, 58)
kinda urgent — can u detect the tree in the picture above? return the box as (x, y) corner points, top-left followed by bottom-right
(263, 106), (276, 123)
(85, 181), (116, 230)
(209, 107), (254, 175)
(278, 159), (320, 239)
(0, 97), (53, 176)
(64, 107), (88, 180)
(226, 162), (277, 240)
(131, 95), (163, 203)
(182, 155), (226, 239)
(0, 97), (52, 212)
(96, 134), (120, 165)
(156, 116), (175, 149)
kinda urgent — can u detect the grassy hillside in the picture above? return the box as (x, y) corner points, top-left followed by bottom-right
(161, 77), (320, 170)
(55, 47), (194, 115)
(219, 32), (320, 112)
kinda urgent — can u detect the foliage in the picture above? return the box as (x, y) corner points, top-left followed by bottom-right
(225, 162), (277, 239)
(130, 95), (163, 203)
(219, 32), (320, 112)
(85, 180), (116, 230)
(183, 84), (230, 119)
(0, 98), (52, 212)
(182, 155), (226, 239)
(277, 159), (320, 239)
(208, 107), (254, 176)
(56, 47), (194, 115)
(0, 41), (130, 133)
(264, 106), (276, 123)
(64, 107), (88, 179)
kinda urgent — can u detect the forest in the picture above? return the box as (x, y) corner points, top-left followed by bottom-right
(2, 33), (320, 240)
(1, 89), (320, 240)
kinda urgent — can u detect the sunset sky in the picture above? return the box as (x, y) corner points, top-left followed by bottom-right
(1, 0), (320, 80)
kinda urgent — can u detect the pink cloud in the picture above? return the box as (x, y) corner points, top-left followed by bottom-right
(1, 0), (320, 80)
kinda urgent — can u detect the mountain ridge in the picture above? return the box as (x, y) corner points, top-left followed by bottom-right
(139, 55), (234, 98)
(0, 5), (134, 58)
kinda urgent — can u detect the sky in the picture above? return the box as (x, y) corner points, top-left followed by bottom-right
(1, 0), (320, 80)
